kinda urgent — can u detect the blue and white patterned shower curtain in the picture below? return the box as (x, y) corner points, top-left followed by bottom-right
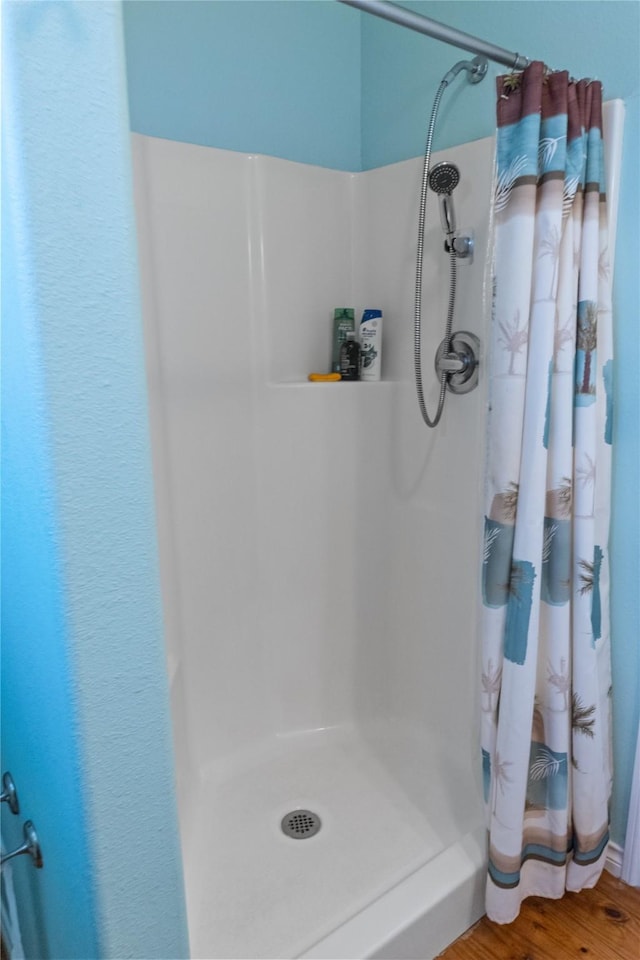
(481, 62), (613, 923)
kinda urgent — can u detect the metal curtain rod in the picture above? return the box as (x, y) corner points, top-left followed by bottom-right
(338, 0), (530, 70)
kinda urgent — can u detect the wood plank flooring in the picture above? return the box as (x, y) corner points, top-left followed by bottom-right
(438, 870), (640, 960)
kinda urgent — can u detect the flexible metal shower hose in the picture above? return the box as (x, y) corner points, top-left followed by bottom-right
(414, 80), (458, 428)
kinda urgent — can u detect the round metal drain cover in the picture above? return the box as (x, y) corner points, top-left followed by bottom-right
(281, 809), (321, 839)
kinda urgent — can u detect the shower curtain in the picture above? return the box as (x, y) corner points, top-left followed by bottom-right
(481, 62), (613, 923)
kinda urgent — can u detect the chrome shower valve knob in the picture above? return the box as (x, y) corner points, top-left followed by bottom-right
(435, 331), (480, 394)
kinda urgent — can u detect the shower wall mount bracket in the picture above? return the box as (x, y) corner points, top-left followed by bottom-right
(467, 56), (489, 84)
(444, 233), (473, 261)
(435, 331), (480, 393)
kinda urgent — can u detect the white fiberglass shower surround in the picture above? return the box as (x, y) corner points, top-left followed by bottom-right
(133, 130), (490, 960)
(132, 72), (623, 960)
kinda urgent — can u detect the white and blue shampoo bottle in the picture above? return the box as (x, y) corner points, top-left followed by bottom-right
(359, 309), (383, 381)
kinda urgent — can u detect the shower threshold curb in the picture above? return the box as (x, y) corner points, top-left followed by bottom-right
(300, 823), (486, 960)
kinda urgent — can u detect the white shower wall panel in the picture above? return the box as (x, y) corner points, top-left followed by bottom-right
(134, 138), (382, 773)
(253, 155), (355, 383)
(133, 133), (492, 780)
(133, 137), (273, 771)
(248, 154), (369, 738)
(353, 138), (495, 736)
(254, 383), (397, 737)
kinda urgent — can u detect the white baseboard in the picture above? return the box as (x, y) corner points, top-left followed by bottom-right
(605, 840), (624, 878)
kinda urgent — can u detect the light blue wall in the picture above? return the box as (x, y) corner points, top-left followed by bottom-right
(122, 0), (639, 850)
(2, 138), (100, 960)
(2, 3), (189, 957)
(123, 0), (362, 170)
(360, 1), (639, 169)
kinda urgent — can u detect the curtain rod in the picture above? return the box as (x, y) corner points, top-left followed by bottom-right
(338, 0), (530, 71)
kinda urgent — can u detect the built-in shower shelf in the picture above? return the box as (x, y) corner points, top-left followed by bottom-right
(270, 379), (398, 388)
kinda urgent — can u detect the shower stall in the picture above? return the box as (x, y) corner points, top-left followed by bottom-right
(132, 125), (492, 960)
(130, 6), (624, 957)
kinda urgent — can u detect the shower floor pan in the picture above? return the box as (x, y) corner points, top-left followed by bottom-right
(183, 722), (486, 959)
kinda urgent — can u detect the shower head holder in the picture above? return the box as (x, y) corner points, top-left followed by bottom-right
(444, 233), (474, 259)
(442, 55), (488, 87)
(467, 56), (489, 84)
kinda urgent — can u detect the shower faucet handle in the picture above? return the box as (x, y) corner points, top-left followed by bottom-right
(437, 353), (467, 374)
(435, 331), (480, 394)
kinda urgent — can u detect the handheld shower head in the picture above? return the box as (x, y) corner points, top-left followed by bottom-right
(428, 161), (460, 236)
(428, 161), (460, 195)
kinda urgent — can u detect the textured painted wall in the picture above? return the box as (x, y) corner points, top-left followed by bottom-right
(2, 3), (189, 957)
(123, 0), (362, 170)
(2, 128), (100, 960)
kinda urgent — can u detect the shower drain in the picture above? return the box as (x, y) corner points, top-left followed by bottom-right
(281, 809), (322, 839)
